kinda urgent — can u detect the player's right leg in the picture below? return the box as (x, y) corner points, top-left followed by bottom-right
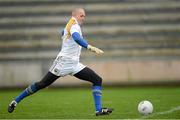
(74, 67), (114, 116)
(8, 71), (60, 113)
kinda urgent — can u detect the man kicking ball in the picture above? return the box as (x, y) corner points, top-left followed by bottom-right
(8, 8), (113, 116)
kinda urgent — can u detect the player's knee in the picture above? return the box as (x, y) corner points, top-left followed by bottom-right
(35, 81), (47, 90)
(93, 76), (102, 86)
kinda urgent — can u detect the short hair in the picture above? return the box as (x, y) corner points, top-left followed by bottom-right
(72, 8), (85, 16)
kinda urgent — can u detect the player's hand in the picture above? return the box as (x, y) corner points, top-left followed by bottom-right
(87, 45), (104, 54)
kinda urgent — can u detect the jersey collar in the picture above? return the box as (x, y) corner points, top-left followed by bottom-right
(71, 17), (79, 25)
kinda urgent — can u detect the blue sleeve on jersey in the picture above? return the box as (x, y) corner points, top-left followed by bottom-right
(72, 32), (88, 48)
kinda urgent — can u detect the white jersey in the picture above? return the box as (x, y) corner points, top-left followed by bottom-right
(49, 17), (86, 76)
(57, 17), (82, 62)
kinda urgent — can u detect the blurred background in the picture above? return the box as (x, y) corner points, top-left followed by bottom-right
(0, 0), (180, 88)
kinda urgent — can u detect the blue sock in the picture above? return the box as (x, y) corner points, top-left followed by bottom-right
(15, 83), (38, 103)
(92, 86), (102, 112)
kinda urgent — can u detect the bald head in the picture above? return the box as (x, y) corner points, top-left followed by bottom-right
(72, 8), (86, 25)
(72, 8), (85, 16)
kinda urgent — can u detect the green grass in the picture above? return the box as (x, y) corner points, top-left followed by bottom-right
(0, 87), (180, 119)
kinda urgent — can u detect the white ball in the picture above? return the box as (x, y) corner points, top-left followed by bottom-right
(138, 100), (153, 115)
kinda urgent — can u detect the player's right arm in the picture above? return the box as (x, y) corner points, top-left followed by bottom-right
(72, 32), (104, 54)
(70, 25), (104, 54)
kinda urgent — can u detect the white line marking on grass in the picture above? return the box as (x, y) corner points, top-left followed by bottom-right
(141, 106), (180, 119)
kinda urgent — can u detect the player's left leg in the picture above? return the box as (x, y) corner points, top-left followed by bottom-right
(74, 67), (113, 116)
(8, 72), (60, 113)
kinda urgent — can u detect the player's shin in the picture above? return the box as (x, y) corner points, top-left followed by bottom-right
(15, 83), (38, 103)
(92, 86), (102, 112)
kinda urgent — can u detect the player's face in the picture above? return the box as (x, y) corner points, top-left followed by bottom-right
(77, 10), (86, 25)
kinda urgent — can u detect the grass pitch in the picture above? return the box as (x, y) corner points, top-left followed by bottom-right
(0, 86), (180, 119)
